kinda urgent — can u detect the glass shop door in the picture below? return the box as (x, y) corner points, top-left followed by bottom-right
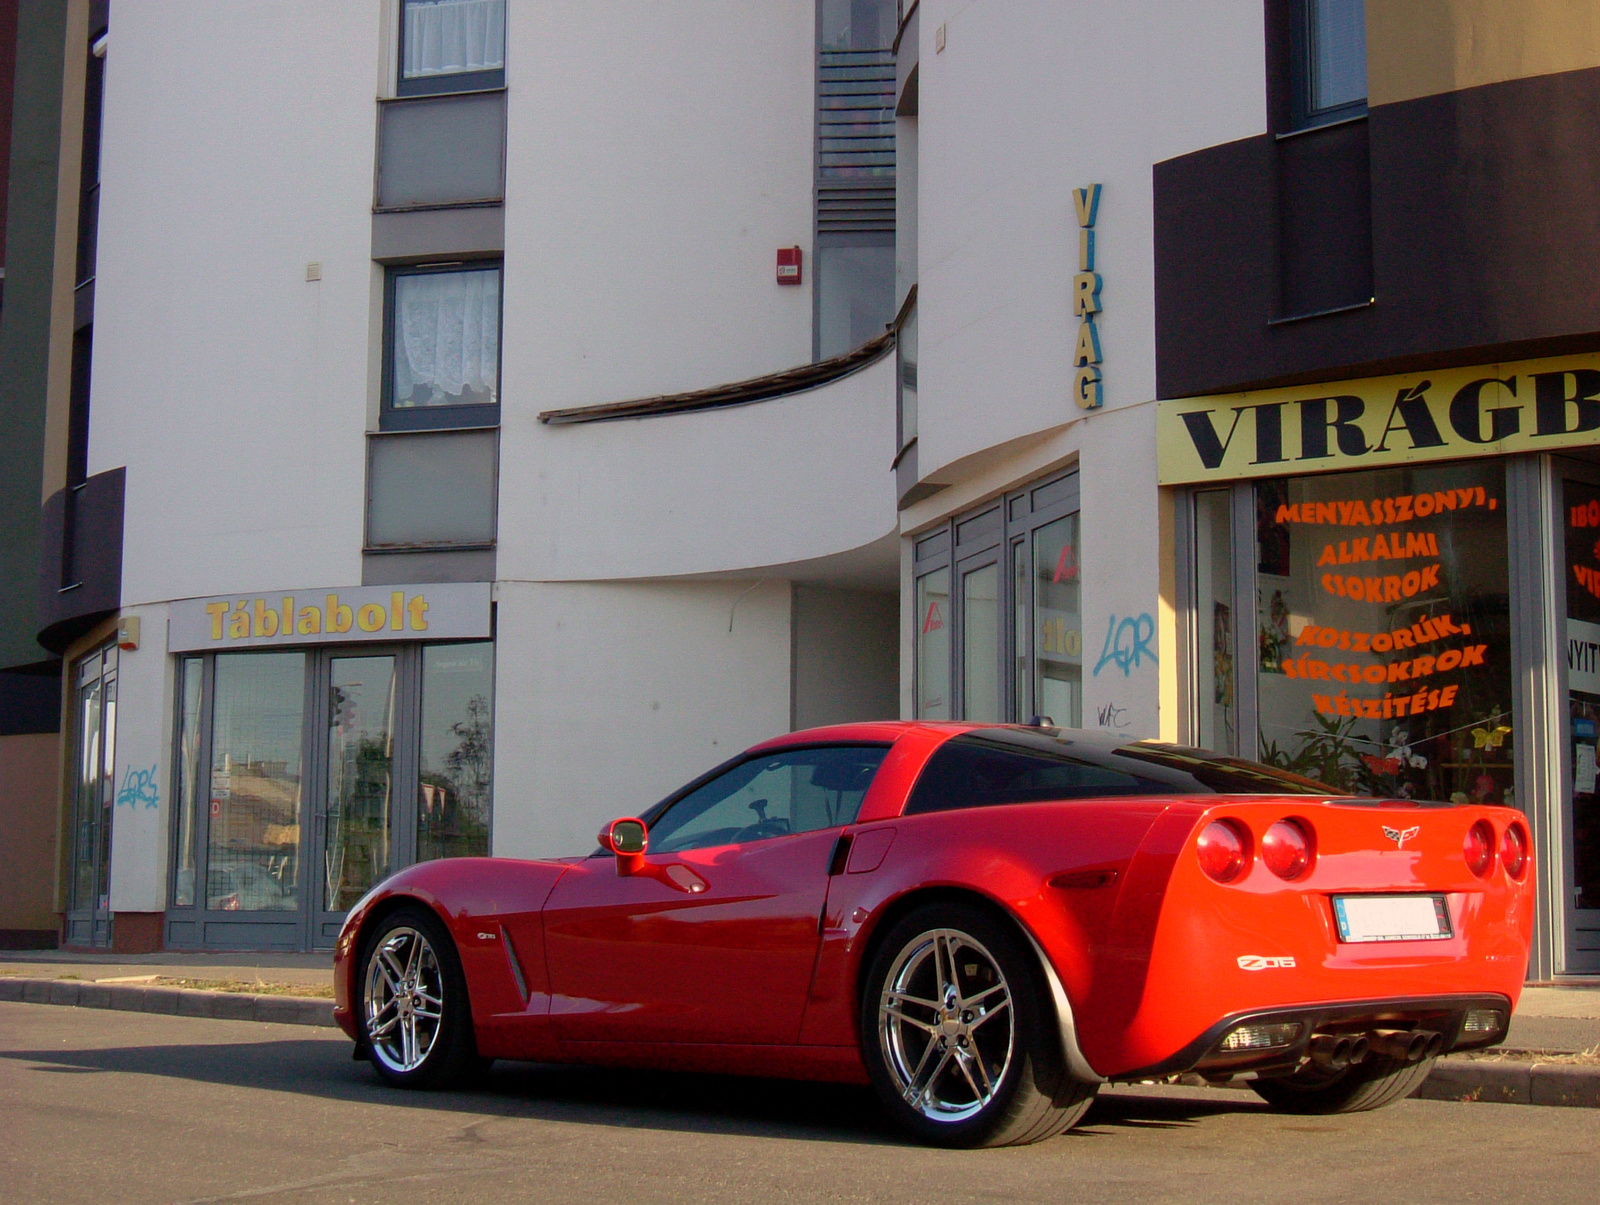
(1557, 463), (1600, 973)
(310, 650), (406, 949)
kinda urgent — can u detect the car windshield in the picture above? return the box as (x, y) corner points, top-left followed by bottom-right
(903, 728), (1353, 816)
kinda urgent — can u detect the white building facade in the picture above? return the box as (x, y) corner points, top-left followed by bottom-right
(38, 0), (1600, 978)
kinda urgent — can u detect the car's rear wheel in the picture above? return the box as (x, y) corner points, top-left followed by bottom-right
(1249, 1053), (1436, 1113)
(860, 902), (1097, 1147)
(358, 905), (487, 1089)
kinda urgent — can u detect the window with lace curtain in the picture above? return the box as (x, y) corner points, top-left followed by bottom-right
(398, 0), (506, 97)
(381, 262), (501, 430)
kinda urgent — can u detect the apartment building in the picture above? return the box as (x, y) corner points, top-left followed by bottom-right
(0, 1), (1594, 980)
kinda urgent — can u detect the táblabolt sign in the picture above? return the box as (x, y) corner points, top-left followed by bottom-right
(168, 582), (491, 652)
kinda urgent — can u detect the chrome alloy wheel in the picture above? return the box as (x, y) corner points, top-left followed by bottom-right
(878, 928), (1015, 1123)
(363, 926), (445, 1074)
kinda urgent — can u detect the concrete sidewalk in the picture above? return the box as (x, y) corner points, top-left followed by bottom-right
(0, 948), (333, 989)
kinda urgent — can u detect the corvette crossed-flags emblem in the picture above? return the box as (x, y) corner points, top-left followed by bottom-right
(1382, 825), (1421, 849)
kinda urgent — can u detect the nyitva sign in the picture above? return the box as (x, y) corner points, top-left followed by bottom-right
(1157, 351), (1600, 485)
(168, 583), (491, 652)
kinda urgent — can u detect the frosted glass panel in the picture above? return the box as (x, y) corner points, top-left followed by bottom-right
(367, 430), (497, 548)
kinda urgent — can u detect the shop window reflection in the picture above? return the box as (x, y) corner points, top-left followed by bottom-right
(325, 656), (397, 911)
(1563, 478), (1600, 916)
(171, 657), (203, 907)
(207, 652), (305, 911)
(417, 642), (494, 862)
(1194, 490), (1236, 754)
(1253, 463), (1511, 804)
(963, 564), (1000, 722)
(915, 569), (950, 719)
(1032, 515), (1083, 727)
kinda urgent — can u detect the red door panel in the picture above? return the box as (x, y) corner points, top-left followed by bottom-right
(543, 827), (838, 1045)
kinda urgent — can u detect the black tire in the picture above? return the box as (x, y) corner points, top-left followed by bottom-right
(1249, 1053), (1436, 1113)
(357, 905), (488, 1090)
(860, 902), (1098, 1147)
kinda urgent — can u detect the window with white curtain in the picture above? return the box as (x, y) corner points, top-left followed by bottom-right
(384, 264), (501, 427)
(399, 0), (506, 96)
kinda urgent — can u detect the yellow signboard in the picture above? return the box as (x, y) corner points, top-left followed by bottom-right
(1157, 351), (1600, 485)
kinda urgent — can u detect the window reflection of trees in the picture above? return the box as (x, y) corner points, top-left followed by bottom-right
(420, 694), (492, 861)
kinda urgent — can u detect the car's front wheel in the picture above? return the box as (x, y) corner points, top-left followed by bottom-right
(358, 905), (486, 1089)
(860, 902), (1097, 1147)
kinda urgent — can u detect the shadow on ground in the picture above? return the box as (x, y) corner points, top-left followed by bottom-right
(0, 1033), (1269, 1145)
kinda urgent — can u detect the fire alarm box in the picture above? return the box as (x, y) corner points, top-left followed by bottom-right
(776, 246), (803, 285)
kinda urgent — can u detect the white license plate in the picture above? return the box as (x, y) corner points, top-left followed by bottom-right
(1333, 894), (1452, 943)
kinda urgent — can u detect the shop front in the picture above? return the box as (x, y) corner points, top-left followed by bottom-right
(1161, 352), (1600, 979)
(911, 468), (1084, 728)
(162, 583), (494, 952)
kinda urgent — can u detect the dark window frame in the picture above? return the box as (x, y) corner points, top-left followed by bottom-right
(1286, 0), (1368, 132)
(396, 0), (506, 98)
(380, 259), (503, 431)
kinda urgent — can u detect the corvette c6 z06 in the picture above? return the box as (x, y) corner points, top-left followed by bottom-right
(333, 722), (1533, 1147)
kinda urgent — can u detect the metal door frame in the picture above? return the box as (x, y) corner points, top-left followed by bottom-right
(307, 645), (420, 949)
(64, 641), (117, 948)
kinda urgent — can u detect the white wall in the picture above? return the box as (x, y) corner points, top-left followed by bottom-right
(500, 356), (899, 582)
(504, 0), (816, 414)
(913, 0), (1265, 479)
(91, 3), (380, 606)
(492, 578), (793, 858)
(106, 603), (173, 912)
(792, 584), (898, 728)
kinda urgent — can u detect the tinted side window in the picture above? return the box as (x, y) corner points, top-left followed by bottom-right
(904, 734), (1167, 816)
(651, 745), (889, 854)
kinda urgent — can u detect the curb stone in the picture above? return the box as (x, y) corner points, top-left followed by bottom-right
(2, 978), (1595, 1102)
(0, 977), (336, 1028)
(1413, 1058), (1600, 1108)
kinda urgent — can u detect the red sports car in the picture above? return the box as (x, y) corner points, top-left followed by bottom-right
(333, 722), (1535, 1147)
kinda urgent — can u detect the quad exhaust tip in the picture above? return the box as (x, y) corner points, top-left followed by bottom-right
(1308, 1033), (1371, 1071)
(1368, 1028), (1443, 1063)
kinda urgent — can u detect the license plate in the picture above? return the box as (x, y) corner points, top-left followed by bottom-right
(1333, 894), (1452, 943)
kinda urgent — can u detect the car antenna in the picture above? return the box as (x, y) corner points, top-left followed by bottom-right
(1027, 715), (1055, 727)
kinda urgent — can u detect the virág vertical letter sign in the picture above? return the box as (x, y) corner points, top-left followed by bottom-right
(1072, 184), (1103, 410)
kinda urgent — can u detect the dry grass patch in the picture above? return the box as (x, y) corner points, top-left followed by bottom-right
(1456, 1044), (1600, 1066)
(156, 977), (335, 998)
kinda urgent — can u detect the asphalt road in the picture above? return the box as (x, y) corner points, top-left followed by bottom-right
(2, 1002), (1596, 1205)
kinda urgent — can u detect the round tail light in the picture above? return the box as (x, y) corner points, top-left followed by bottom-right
(1500, 822), (1529, 879)
(1464, 820), (1495, 877)
(1197, 820), (1249, 883)
(1261, 819), (1315, 879)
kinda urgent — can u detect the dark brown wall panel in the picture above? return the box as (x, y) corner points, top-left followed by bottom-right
(1156, 66), (1600, 399)
(1276, 119), (1373, 318)
(36, 466), (123, 655)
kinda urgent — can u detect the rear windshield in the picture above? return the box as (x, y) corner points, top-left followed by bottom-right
(903, 729), (1347, 816)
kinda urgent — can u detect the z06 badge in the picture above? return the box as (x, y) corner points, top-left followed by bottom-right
(1237, 954), (1297, 970)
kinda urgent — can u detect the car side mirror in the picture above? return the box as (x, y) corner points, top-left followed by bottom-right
(598, 817), (648, 875)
